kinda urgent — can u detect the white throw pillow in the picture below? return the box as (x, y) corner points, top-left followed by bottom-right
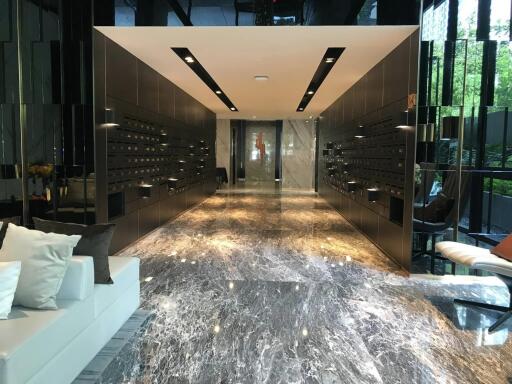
(0, 261), (21, 319)
(0, 224), (81, 309)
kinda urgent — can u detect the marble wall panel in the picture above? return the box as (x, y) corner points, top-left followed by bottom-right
(282, 120), (315, 190)
(216, 119), (231, 184)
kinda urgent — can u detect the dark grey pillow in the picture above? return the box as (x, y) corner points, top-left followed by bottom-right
(33, 218), (115, 284)
(418, 193), (454, 223)
(0, 216), (21, 248)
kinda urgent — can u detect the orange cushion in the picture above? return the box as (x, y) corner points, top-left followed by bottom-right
(491, 234), (512, 261)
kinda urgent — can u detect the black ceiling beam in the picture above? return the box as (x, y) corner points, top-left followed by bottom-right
(171, 47), (238, 112)
(296, 47), (345, 112)
(167, 0), (193, 26)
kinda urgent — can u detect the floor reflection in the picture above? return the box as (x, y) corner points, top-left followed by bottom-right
(102, 192), (512, 384)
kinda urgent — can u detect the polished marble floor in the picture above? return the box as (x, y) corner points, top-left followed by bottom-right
(103, 192), (512, 383)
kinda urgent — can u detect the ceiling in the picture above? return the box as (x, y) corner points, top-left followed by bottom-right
(95, 26), (417, 120)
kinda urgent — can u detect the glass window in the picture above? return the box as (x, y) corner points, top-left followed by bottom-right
(115, 0), (136, 26)
(490, 0), (511, 41)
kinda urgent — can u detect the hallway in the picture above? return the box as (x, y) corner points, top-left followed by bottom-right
(103, 192), (512, 383)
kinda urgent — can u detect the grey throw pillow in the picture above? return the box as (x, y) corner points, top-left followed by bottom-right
(0, 224), (81, 309)
(418, 193), (455, 223)
(0, 216), (21, 248)
(33, 218), (116, 284)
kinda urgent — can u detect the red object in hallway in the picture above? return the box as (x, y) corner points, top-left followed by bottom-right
(255, 132), (266, 161)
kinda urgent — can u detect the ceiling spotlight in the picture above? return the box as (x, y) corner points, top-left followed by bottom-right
(230, 107), (236, 111)
(254, 75), (269, 81)
(172, 48), (238, 112)
(296, 47), (344, 112)
(309, 115), (313, 119)
(354, 135), (365, 139)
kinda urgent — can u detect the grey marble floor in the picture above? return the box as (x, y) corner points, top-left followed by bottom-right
(103, 192), (512, 383)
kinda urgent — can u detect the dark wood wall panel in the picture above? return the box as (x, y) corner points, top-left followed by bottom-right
(106, 39), (137, 105)
(95, 31), (216, 254)
(383, 39), (410, 105)
(365, 65), (384, 113)
(138, 62), (159, 113)
(318, 30), (419, 271)
(158, 76), (174, 118)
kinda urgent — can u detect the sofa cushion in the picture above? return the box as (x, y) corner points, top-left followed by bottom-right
(435, 241), (491, 266)
(0, 217), (20, 249)
(57, 256), (94, 301)
(436, 241), (512, 276)
(491, 234), (512, 262)
(0, 297), (94, 384)
(0, 224), (81, 309)
(0, 262), (21, 320)
(33, 218), (116, 284)
(93, 257), (139, 317)
(415, 193), (454, 223)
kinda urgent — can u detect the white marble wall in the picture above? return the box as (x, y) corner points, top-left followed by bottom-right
(216, 120), (231, 184)
(281, 120), (315, 190)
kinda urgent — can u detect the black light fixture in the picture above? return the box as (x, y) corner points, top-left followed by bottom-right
(168, 178), (179, 190)
(441, 116), (459, 140)
(138, 183), (152, 198)
(416, 123), (436, 162)
(171, 48), (238, 112)
(297, 47), (345, 112)
(104, 108), (119, 127)
(396, 109), (416, 129)
(417, 123), (435, 142)
(367, 188), (379, 202)
(347, 181), (357, 193)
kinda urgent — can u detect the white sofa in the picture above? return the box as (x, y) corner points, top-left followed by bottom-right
(0, 256), (140, 384)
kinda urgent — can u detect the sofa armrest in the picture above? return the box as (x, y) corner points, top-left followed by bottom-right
(57, 256), (94, 301)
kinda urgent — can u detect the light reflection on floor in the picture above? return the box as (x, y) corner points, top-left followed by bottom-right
(100, 192), (512, 384)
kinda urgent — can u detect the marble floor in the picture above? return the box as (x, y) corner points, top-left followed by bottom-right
(102, 192), (512, 383)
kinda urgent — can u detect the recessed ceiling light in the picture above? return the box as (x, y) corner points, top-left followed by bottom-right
(230, 107), (236, 111)
(172, 48), (238, 111)
(254, 75), (269, 81)
(355, 135), (365, 139)
(297, 47), (344, 112)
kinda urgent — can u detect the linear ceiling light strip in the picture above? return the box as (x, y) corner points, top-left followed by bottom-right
(297, 47), (345, 112)
(171, 47), (238, 112)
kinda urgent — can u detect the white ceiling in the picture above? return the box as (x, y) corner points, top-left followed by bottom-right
(95, 26), (417, 120)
